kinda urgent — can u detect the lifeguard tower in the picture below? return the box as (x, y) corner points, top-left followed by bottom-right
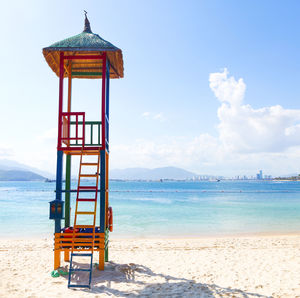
(43, 13), (124, 288)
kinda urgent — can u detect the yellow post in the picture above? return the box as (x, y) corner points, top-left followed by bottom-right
(64, 249), (70, 262)
(54, 250), (61, 269)
(67, 62), (72, 113)
(99, 250), (105, 270)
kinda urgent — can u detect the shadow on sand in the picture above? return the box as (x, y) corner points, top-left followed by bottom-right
(61, 262), (271, 297)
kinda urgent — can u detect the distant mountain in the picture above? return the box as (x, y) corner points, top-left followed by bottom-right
(0, 159), (53, 178)
(0, 169), (45, 181)
(110, 166), (197, 180)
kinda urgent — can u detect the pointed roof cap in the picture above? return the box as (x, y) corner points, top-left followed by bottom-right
(42, 13), (124, 79)
(83, 11), (92, 33)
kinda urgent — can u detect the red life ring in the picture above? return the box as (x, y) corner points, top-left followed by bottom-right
(108, 207), (113, 232)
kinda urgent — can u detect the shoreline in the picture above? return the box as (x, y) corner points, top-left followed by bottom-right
(1, 230), (300, 240)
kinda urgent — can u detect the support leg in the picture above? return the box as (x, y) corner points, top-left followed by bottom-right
(64, 249), (70, 262)
(99, 250), (105, 270)
(105, 229), (109, 262)
(54, 250), (61, 270)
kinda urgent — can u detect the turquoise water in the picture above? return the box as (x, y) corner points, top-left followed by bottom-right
(0, 180), (300, 238)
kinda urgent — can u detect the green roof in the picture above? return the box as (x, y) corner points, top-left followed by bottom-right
(45, 32), (120, 52)
(43, 15), (124, 79)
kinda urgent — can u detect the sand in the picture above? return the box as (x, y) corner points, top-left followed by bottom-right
(1, 235), (300, 297)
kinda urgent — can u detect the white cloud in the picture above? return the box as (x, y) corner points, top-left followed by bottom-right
(0, 146), (14, 158)
(141, 112), (150, 119)
(110, 69), (300, 176)
(210, 68), (300, 153)
(153, 113), (165, 121)
(141, 112), (166, 122)
(37, 127), (57, 141)
(209, 68), (246, 106)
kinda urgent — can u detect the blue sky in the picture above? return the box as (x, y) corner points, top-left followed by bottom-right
(1, 0), (300, 176)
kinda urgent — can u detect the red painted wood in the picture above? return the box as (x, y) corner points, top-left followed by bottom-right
(78, 186), (98, 190)
(101, 53), (107, 150)
(60, 112), (85, 147)
(57, 146), (101, 151)
(62, 112), (86, 116)
(82, 113), (85, 147)
(57, 52), (64, 149)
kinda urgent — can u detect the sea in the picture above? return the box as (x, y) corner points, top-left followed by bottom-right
(0, 180), (300, 238)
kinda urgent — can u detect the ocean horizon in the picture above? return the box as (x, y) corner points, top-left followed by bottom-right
(0, 180), (300, 239)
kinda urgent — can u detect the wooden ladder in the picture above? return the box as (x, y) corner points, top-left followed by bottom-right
(68, 149), (100, 289)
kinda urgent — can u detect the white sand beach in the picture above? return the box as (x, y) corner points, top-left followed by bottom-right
(1, 234), (300, 297)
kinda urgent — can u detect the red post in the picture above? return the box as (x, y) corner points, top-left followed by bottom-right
(101, 53), (107, 149)
(57, 52), (64, 149)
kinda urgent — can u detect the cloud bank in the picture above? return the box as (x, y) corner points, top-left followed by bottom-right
(210, 68), (300, 153)
(111, 69), (300, 176)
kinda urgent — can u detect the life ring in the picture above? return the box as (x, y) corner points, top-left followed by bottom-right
(108, 207), (113, 232)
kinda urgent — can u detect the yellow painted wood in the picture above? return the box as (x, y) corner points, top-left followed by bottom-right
(79, 174), (98, 178)
(55, 246), (104, 251)
(64, 250), (70, 262)
(99, 250), (105, 270)
(67, 63), (72, 113)
(54, 250), (61, 270)
(74, 225), (95, 228)
(76, 211), (96, 215)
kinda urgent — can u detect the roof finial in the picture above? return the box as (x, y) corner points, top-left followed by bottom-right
(83, 10), (92, 33)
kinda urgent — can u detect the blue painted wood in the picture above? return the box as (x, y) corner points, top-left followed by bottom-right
(54, 150), (63, 233)
(68, 252), (93, 288)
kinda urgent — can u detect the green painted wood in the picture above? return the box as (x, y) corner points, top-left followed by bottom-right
(65, 154), (71, 227)
(91, 124), (93, 143)
(71, 72), (102, 76)
(68, 121), (102, 146)
(105, 228), (109, 262)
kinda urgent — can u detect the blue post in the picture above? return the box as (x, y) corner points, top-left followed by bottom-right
(55, 150), (63, 233)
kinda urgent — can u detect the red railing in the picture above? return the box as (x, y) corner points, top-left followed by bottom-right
(59, 112), (85, 150)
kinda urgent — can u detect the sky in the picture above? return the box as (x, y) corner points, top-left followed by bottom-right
(0, 0), (300, 177)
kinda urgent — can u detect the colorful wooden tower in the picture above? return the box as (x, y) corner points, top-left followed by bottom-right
(43, 13), (124, 288)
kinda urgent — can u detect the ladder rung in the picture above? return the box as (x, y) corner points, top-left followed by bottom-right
(70, 268), (92, 272)
(74, 225), (95, 229)
(81, 163), (98, 166)
(80, 174), (98, 177)
(76, 211), (95, 215)
(71, 253), (93, 257)
(81, 150), (100, 155)
(68, 284), (90, 288)
(77, 198), (96, 202)
(78, 186), (97, 190)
